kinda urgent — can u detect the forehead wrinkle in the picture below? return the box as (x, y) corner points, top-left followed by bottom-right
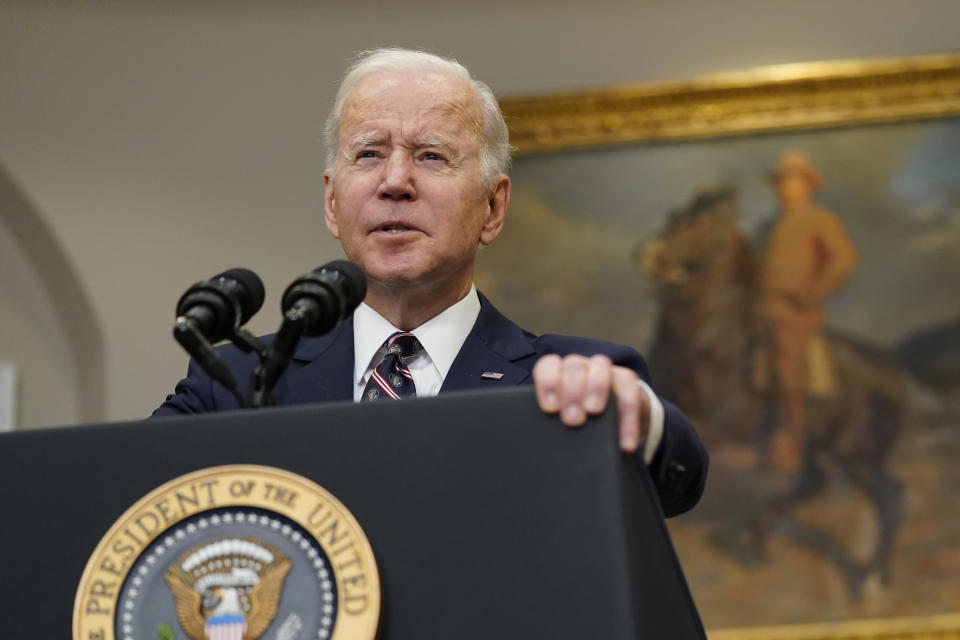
(423, 96), (483, 143)
(341, 72), (484, 145)
(343, 123), (475, 163)
(345, 129), (458, 153)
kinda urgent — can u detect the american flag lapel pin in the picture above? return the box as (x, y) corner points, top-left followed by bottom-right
(481, 371), (505, 380)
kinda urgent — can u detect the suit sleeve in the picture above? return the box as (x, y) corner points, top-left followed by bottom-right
(608, 343), (708, 517)
(151, 357), (219, 417)
(646, 399), (709, 517)
(151, 339), (264, 417)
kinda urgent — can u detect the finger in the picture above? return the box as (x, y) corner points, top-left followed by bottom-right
(559, 355), (590, 427)
(532, 354), (563, 413)
(611, 366), (643, 452)
(583, 354), (613, 414)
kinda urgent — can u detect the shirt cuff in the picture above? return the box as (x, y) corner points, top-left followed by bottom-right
(637, 378), (664, 465)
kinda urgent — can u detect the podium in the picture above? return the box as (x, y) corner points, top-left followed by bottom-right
(0, 388), (704, 639)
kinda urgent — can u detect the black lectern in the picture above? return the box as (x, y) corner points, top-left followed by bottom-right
(0, 388), (704, 639)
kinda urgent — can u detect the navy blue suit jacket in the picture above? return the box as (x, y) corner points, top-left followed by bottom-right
(154, 293), (707, 516)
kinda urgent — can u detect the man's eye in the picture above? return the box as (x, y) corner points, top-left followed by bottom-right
(356, 151), (378, 160)
(422, 152), (445, 162)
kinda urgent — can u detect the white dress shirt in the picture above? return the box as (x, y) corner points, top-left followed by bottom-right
(354, 286), (481, 401)
(352, 285), (664, 463)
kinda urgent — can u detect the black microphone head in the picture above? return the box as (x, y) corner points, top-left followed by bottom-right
(280, 260), (367, 336)
(215, 268), (265, 324)
(315, 260), (367, 311)
(176, 267), (265, 343)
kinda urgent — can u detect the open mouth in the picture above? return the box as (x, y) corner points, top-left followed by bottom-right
(376, 222), (418, 234)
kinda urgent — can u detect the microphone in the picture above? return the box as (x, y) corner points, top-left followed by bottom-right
(280, 260), (367, 335)
(173, 268), (265, 408)
(175, 268), (265, 343)
(248, 261), (366, 407)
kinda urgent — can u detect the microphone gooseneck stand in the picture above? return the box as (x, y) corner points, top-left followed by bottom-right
(246, 306), (308, 408)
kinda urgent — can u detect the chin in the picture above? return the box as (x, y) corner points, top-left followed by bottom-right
(363, 261), (432, 289)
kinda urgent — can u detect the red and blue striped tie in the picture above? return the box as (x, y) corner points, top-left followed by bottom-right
(362, 332), (424, 401)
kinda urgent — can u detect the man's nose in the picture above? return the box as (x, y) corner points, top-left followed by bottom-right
(378, 152), (417, 200)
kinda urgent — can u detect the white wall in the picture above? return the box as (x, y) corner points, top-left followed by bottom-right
(1, 0), (957, 427)
(0, 218), (79, 428)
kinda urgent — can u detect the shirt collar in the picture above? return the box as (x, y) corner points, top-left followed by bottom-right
(353, 285), (481, 385)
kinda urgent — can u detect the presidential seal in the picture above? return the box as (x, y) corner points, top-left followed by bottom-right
(74, 465), (380, 640)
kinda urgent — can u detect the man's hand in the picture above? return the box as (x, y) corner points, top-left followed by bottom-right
(532, 354), (650, 453)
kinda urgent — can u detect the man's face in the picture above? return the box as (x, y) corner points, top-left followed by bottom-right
(774, 171), (813, 210)
(323, 70), (508, 297)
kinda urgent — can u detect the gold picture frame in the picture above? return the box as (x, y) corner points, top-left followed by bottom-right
(499, 53), (960, 153)
(493, 54), (960, 640)
(708, 613), (960, 640)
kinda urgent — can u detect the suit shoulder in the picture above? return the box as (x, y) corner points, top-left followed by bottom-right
(213, 334), (275, 371)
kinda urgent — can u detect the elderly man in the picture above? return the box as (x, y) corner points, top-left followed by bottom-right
(155, 48), (707, 517)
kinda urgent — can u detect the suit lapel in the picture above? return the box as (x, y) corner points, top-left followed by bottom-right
(272, 293), (536, 401)
(277, 319), (355, 404)
(441, 293), (537, 393)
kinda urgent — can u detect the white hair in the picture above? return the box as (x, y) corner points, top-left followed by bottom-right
(324, 48), (511, 191)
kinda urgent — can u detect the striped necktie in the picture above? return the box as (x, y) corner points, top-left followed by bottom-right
(361, 332), (424, 401)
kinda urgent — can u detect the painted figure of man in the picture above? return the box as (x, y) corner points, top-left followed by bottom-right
(759, 151), (858, 470)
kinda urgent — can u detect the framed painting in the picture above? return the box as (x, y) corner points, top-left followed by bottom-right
(477, 54), (960, 639)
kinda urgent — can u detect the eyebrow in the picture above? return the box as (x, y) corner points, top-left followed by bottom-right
(415, 138), (452, 150)
(346, 135), (384, 152)
(345, 135), (462, 159)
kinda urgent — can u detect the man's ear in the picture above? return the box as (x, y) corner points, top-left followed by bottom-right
(323, 170), (340, 239)
(479, 175), (510, 246)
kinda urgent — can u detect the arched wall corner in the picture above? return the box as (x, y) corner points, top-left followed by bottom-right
(0, 162), (105, 424)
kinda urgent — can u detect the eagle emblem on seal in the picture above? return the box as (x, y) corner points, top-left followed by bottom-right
(164, 537), (291, 640)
